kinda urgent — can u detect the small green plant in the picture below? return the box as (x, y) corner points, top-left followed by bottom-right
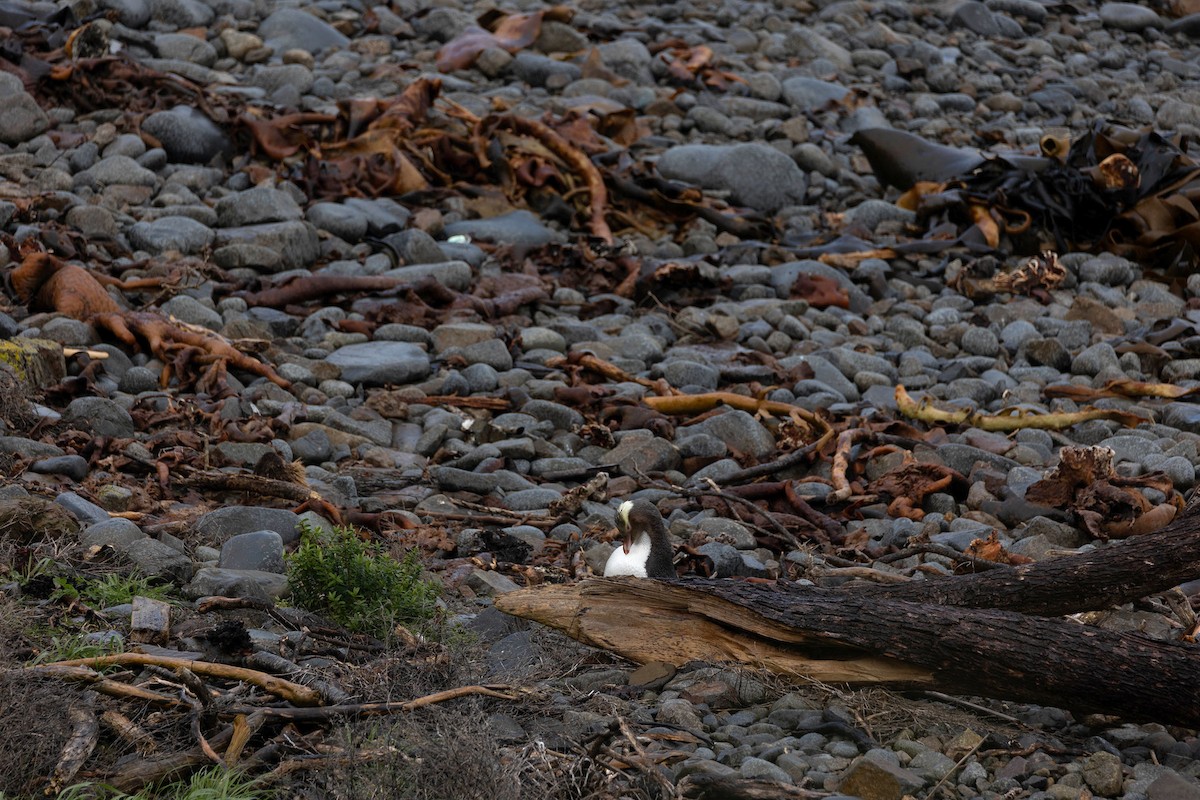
(44, 766), (268, 800)
(83, 573), (172, 608)
(31, 631), (121, 665)
(287, 524), (439, 637)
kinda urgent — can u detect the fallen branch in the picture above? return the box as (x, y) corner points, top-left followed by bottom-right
(895, 385), (1147, 431)
(1044, 377), (1200, 401)
(497, 577), (1200, 727)
(643, 391), (829, 440)
(49, 705), (99, 795)
(34, 654), (323, 706)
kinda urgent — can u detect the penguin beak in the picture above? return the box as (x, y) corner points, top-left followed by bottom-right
(622, 529), (633, 555)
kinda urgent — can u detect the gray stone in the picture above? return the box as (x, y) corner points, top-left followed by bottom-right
(82, 518), (147, 549)
(597, 37), (653, 83)
(55, 492), (109, 525)
(382, 261), (473, 291)
(689, 409), (776, 460)
(740, 757), (792, 783)
(98, 0), (149, 26)
(658, 698), (704, 729)
(218, 530), (285, 573)
(326, 341), (431, 386)
(215, 186), (304, 227)
(307, 203), (368, 242)
(194, 506), (302, 546)
(960, 327), (1000, 357)
(183, 567), (287, 601)
(462, 339), (513, 371)
(466, 569), (520, 596)
(343, 197), (410, 235)
(120, 366), (160, 394)
(432, 322), (496, 353)
(154, 33), (216, 65)
(1158, 456), (1195, 489)
(846, 199), (915, 232)
(0, 91), (48, 145)
(1147, 772), (1200, 800)
(697, 541), (744, 577)
(63, 397), (135, 438)
(30, 455), (89, 481)
(128, 216), (215, 255)
(908, 750), (957, 782)
(214, 221), (320, 270)
(121, 537), (192, 584)
(250, 64), (315, 97)
(258, 8), (349, 53)
(1082, 750), (1124, 796)
(443, 210), (566, 246)
(381, 229), (447, 265)
(936, 443), (1021, 475)
(77, 155), (158, 188)
(501, 488), (562, 511)
(0, 437), (63, 459)
(431, 467), (537, 494)
(1100, 2), (1163, 31)
(1072, 342), (1121, 376)
(781, 77), (849, 111)
(510, 51), (581, 86)
(663, 360), (720, 390)
(657, 143), (806, 213)
(149, 0), (212, 27)
(839, 750), (925, 798)
(160, 295), (223, 330)
(608, 434), (681, 475)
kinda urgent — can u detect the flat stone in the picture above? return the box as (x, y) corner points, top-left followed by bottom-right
(258, 7), (349, 53)
(608, 434), (680, 475)
(193, 506), (302, 546)
(218, 530), (285, 573)
(183, 567), (287, 601)
(326, 341), (432, 386)
(128, 215), (215, 255)
(82, 518), (147, 549)
(215, 186), (304, 227)
(30, 455), (89, 481)
(63, 397), (135, 438)
(119, 538), (192, 584)
(689, 409), (776, 460)
(657, 143), (806, 212)
(839, 751), (924, 800)
(213, 221), (320, 270)
(443, 210), (566, 246)
(466, 569), (521, 596)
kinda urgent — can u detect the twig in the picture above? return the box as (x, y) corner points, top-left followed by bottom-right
(918, 691), (1022, 724)
(700, 478), (802, 550)
(875, 544), (1008, 571)
(224, 684), (532, 721)
(925, 737), (984, 798)
(717, 429), (834, 486)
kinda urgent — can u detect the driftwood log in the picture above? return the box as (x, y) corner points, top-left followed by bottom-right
(496, 502), (1200, 728)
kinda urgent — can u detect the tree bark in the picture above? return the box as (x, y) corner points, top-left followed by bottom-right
(496, 577), (1200, 728)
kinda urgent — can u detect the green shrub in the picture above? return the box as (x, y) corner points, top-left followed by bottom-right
(286, 524), (439, 637)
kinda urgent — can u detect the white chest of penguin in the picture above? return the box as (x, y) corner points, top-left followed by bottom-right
(604, 532), (652, 577)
